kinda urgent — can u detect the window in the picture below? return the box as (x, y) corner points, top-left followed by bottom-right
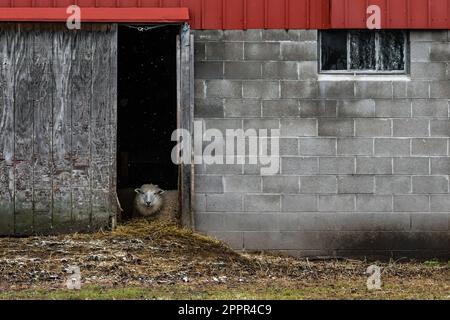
(320, 30), (408, 74)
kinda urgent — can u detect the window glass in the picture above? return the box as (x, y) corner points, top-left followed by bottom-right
(349, 31), (376, 70)
(321, 30), (347, 71)
(378, 30), (405, 71)
(320, 30), (407, 73)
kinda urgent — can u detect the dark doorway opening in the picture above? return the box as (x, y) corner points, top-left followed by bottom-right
(117, 24), (180, 197)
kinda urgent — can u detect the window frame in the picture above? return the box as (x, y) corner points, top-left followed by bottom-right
(319, 30), (410, 75)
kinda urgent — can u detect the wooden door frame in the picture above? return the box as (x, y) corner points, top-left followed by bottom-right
(176, 23), (195, 229)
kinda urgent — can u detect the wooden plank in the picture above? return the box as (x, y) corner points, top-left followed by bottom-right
(0, 24), (16, 235)
(52, 26), (74, 233)
(109, 24), (118, 230)
(91, 24), (117, 229)
(178, 24), (194, 229)
(70, 25), (93, 230)
(32, 24), (54, 234)
(14, 23), (34, 235)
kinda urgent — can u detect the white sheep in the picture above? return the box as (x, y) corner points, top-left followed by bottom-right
(132, 184), (179, 222)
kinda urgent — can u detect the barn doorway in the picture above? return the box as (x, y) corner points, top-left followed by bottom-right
(117, 24), (181, 220)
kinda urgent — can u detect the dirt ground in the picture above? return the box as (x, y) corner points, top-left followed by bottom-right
(0, 220), (448, 300)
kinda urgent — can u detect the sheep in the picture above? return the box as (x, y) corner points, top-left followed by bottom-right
(132, 184), (179, 222)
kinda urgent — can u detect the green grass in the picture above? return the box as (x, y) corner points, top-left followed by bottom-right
(1, 281), (449, 300)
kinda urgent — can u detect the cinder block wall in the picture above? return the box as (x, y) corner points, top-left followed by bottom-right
(193, 29), (450, 258)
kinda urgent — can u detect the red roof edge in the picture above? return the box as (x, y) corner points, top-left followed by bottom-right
(0, 7), (189, 23)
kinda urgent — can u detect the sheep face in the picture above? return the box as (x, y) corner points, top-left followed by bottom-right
(134, 184), (165, 216)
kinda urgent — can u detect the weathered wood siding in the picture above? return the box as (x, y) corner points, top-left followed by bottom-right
(0, 23), (118, 235)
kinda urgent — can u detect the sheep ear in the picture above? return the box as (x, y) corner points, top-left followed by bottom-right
(134, 188), (143, 195)
(157, 189), (165, 195)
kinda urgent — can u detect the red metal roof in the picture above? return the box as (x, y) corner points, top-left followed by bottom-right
(0, 0), (449, 29)
(0, 7), (189, 22)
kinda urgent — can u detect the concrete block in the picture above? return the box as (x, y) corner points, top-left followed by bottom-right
(281, 119), (317, 137)
(430, 81), (450, 99)
(206, 80), (242, 98)
(356, 195), (393, 212)
(375, 100), (411, 118)
(412, 176), (449, 194)
(318, 119), (354, 137)
(301, 100), (337, 118)
(223, 30), (262, 41)
(355, 119), (391, 137)
(193, 193), (207, 212)
(262, 61), (298, 80)
(393, 158), (429, 175)
(411, 213), (449, 231)
(356, 157), (392, 175)
(394, 195), (429, 212)
(430, 120), (450, 137)
(224, 99), (261, 118)
(224, 176), (261, 193)
(375, 176), (411, 194)
(195, 61), (224, 79)
(245, 43), (281, 60)
(280, 138), (299, 156)
(431, 158), (450, 175)
(194, 42), (206, 61)
(429, 43), (450, 61)
(281, 42), (317, 61)
(206, 193), (242, 212)
(393, 119), (429, 137)
(204, 164), (242, 175)
(318, 81), (354, 99)
(281, 81), (318, 99)
(282, 157), (318, 175)
(410, 31), (447, 42)
(263, 176), (299, 193)
(194, 30), (224, 41)
(195, 80), (206, 99)
(261, 29), (292, 41)
(319, 157), (355, 175)
(224, 61), (262, 79)
(244, 195), (281, 212)
(338, 176), (374, 194)
(338, 99), (376, 117)
(412, 138), (448, 156)
(412, 99), (448, 118)
(300, 176), (337, 194)
(337, 138), (373, 156)
(262, 100), (299, 117)
(299, 138), (336, 156)
(195, 175), (224, 193)
(355, 82), (393, 99)
(206, 42), (243, 61)
(411, 62), (447, 80)
(288, 30), (317, 41)
(282, 195), (318, 212)
(243, 81), (280, 99)
(194, 98), (224, 118)
(319, 195), (355, 212)
(411, 42), (431, 62)
(244, 119), (279, 131)
(299, 61), (318, 80)
(394, 81), (429, 99)
(430, 195), (450, 212)
(374, 139), (410, 156)
(204, 118), (242, 133)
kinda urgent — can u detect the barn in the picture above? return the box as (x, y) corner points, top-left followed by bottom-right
(0, 0), (449, 258)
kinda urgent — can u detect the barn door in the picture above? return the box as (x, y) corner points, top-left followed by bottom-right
(176, 23), (194, 229)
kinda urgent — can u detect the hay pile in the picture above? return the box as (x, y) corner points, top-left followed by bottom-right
(0, 219), (448, 291)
